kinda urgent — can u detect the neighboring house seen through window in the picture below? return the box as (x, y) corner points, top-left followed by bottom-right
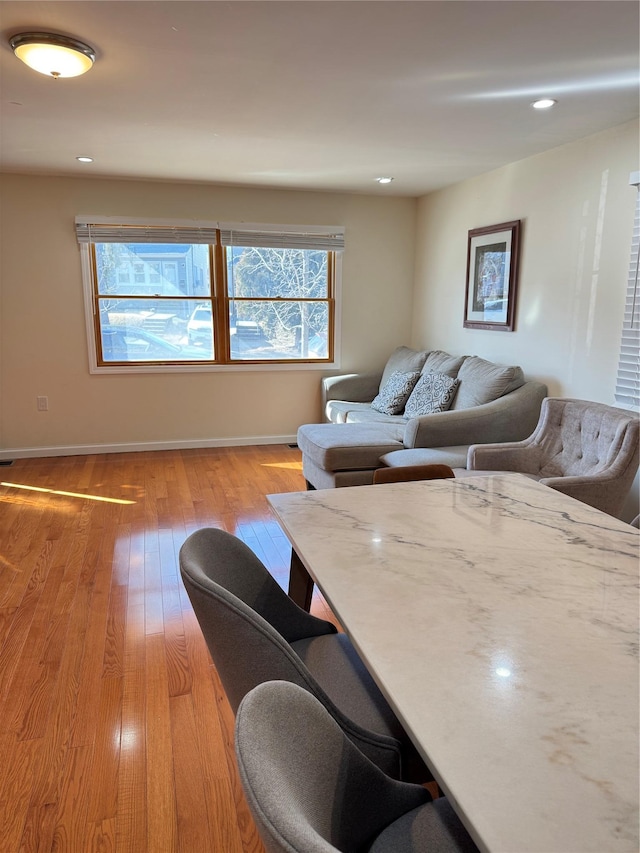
(76, 219), (343, 371)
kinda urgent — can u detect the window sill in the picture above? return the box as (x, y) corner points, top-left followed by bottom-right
(89, 360), (338, 375)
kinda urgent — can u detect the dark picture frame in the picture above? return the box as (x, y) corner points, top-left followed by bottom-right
(463, 220), (521, 331)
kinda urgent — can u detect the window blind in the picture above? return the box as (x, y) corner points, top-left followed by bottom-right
(75, 219), (345, 251)
(75, 222), (219, 244)
(219, 225), (345, 252)
(614, 180), (640, 410)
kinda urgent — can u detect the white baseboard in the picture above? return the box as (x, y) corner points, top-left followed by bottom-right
(0, 434), (298, 460)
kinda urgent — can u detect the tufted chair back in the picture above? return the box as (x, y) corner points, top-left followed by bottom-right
(467, 397), (639, 517)
(536, 399), (638, 478)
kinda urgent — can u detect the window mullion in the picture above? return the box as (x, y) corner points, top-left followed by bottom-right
(212, 238), (229, 363)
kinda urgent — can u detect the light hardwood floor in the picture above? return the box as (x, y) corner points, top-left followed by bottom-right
(0, 445), (336, 853)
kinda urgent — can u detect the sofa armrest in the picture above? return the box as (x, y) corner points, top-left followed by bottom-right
(322, 371), (382, 407)
(403, 381), (547, 449)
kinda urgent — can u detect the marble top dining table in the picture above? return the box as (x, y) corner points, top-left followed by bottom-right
(266, 474), (639, 853)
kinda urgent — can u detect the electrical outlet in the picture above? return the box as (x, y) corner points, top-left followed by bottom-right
(37, 396), (48, 412)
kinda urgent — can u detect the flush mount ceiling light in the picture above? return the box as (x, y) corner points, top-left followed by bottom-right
(531, 98), (558, 110)
(9, 32), (96, 78)
(376, 177), (394, 184)
(76, 156), (94, 163)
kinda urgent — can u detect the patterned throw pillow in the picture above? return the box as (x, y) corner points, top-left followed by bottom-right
(371, 370), (421, 415)
(404, 372), (459, 417)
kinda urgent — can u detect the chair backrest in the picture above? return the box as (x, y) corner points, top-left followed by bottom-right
(373, 463), (455, 484)
(179, 528), (336, 712)
(235, 681), (430, 853)
(533, 398), (639, 479)
(180, 528), (409, 779)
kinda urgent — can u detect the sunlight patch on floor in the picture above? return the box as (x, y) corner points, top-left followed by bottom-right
(0, 554), (20, 572)
(260, 461), (303, 470)
(1, 481), (136, 505)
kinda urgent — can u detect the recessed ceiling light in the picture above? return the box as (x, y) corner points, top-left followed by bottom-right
(376, 177), (394, 184)
(531, 99), (557, 110)
(76, 156), (93, 163)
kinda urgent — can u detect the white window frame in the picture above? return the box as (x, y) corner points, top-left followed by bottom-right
(77, 217), (343, 374)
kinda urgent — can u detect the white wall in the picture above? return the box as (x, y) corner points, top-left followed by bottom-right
(1, 123), (637, 514)
(412, 119), (639, 519)
(0, 175), (416, 454)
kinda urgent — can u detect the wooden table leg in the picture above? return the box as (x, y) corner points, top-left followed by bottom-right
(288, 549), (314, 611)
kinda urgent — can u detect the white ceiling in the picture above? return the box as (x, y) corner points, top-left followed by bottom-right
(0, 1), (638, 197)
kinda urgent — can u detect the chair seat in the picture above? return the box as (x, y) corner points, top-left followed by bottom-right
(369, 798), (478, 853)
(453, 469), (541, 482)
(293, 633), (429, 781)
(292, 633), (406, 742)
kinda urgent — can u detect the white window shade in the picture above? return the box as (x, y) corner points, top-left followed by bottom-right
(614, 181), (640, 410)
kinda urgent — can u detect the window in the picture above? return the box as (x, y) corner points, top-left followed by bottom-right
(615, 177), (640, 410)
(76, 219), (343, 371)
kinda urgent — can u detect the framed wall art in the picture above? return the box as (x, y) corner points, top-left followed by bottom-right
(463, 220), (521, 331)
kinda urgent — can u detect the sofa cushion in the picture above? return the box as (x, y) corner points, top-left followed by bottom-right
(297, 423), (405, 472)
(301, 457), (381, 489)
(371, 370), (420, 415)
(380, 446), (470, 469)
(326, 401), (409, 426)
(380, 347), (429, 388)
(452, 356), (525, 410)
(422, 350), (466, 379)
(345, 410), (408, 424)
(404, 372), (459, 418)
(326, 400), (375, 424)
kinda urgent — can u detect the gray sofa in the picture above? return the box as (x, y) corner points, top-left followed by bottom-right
(298, 346), (548, 489)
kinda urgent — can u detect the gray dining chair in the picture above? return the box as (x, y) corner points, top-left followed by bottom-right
(179, 527), (428, 783)
(235, 680), (478, 853)
(467, 397), (639, 517)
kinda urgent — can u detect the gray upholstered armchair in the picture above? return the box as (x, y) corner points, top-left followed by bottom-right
(467, 397), (639, 517)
